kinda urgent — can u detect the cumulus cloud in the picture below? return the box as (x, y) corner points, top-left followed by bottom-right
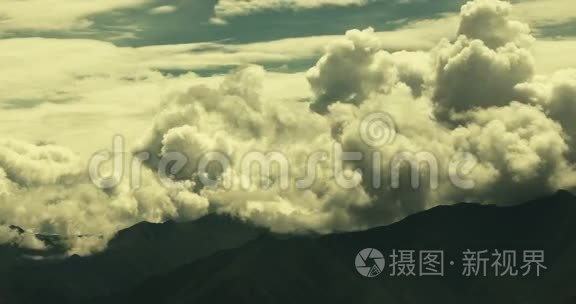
(134, 0), (576, 231)
(2, 0), (576, 254)
(431, 0), (538, 119)
(307, 28), (398, 112)
(458, 0), (533, 49)
(306, 28), (432, 112)
(0, 140), (83, 187)
(0, 139), (210, 255)
(432, 37), (534, 116)
(449, 102), (572, 203)
(134, 66), (366, 232)
(546, 73), (576, 142)
(514, 70), (576, 160)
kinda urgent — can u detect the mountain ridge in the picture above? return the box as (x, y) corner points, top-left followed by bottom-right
(1, 190), (575, 303)
(98, 190), (576, 304)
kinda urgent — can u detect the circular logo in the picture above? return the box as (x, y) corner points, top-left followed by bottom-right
(359, 112), (397, 147)
(355, 248), (385, 277)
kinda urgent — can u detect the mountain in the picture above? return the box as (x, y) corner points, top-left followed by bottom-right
(2, 191), (576, 304)
(0, 214), (268, 303)
(101, 190), (576, 304)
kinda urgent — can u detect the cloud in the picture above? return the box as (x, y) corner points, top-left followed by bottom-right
(512, 0), (576, 28)
(148, 5), (177, 15)
(0, 139), (211, 255)
(0, 226), (46, 250)
(449, 102), (572, 203)
(306, 27), (435, 112)
(432, 37), (534, 116)
(546, 73), (576, 141)
(133, 0), (576, 232)
(134, 65), (376, 232)
(0, 13), (458, 163)
(516, 69), (576, 143)
(0, 0), (151, 33)
(430, 0), (539, 119)
(306, 28), (399, 112)
(210, 0), (369, 24)
(458, 0), (533, 49)
(0, 140), (83, 187)
(0, 36), (316, 158)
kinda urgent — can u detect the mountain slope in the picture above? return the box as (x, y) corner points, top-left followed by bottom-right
(0, 214), (268, 303)
(107, 190), (576, 304)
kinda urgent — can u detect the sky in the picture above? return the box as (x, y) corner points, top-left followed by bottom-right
(0, 0), (576, 255)
(1, 0), (575, 155)
(0, 0), (575, 155)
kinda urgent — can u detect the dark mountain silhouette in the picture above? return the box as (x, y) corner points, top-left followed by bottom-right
(0, 214), (268, 303)
(102, 190), (576, 304)
(0, 226), (70, 274)
(2, 191), (576, 304)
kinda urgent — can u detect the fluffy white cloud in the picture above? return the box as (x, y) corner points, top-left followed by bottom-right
(0, 140), (82, 187)
(307, 28), (398, 112)
(433, 37), (535, 115)
(458, 0), (533, 49)
(133, 66), (383, 232)
(0, 138), (210, 255)
(306, 28), (434, 112)
(516, 69), (576, 142)
(546, 73), (576, 141)
(450, 102), (572, 202)
(430, 0), (539, 119)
